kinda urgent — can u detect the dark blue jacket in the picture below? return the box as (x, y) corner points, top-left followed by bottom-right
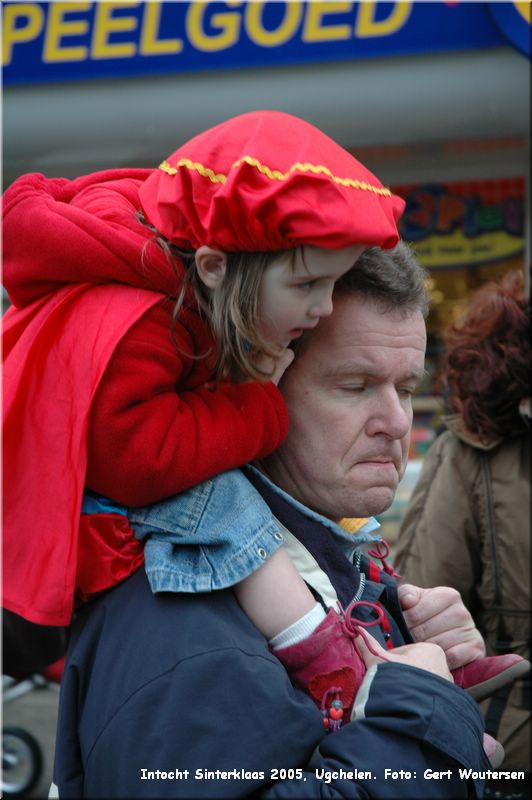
(54, 568), (489, 799)
(54, 475), (489, 799)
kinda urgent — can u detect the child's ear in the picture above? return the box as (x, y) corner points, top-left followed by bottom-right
(195, 246), (227, 290)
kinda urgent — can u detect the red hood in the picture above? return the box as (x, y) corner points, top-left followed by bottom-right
(2, 169), (185, 308)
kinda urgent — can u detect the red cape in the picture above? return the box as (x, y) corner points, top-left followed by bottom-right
(2, 169), (180, 625)
(2, 283), (161, 624)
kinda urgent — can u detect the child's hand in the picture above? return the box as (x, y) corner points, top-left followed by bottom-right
(254, 348), (295, 385)
(355, 631), (453, 682)
(271, 348), (295, 385)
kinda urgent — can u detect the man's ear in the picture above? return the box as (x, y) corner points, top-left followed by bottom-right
(195, 246), (227, 290)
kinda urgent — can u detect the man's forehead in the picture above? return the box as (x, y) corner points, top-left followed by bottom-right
(294, 295), (425, 365)
(309, 315), (426, 355)
(295, 313), (426, 381)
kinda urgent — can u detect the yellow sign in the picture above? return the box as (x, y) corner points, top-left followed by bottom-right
(412, 229), (524, 270)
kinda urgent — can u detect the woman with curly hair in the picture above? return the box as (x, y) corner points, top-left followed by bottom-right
(395, 270), (530, 785)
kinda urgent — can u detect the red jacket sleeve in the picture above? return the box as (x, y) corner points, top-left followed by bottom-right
(85, 301), (288, 506)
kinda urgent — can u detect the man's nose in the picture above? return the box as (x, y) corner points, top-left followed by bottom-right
(366, 391), (411, 439)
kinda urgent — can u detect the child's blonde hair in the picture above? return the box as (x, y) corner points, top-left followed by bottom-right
(140, 212), (291, 382)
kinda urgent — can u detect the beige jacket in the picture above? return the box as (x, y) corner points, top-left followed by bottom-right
(395, 414), (530, 770)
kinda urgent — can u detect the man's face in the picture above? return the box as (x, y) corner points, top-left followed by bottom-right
(262, 292), (427, 521)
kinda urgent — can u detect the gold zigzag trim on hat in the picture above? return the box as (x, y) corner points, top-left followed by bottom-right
(159, 158), (227, 184)
(159, 155), (392, 197)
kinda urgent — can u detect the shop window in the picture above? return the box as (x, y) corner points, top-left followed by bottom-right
(393, 176), (526, 457)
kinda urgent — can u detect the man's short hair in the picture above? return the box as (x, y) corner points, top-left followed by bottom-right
(335, 241), (431, 319)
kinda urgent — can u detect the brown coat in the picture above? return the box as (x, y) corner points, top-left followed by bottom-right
(395, 414), (530, 771)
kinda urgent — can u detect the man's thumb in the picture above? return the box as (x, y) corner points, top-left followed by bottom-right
(397, 583), (421, 609)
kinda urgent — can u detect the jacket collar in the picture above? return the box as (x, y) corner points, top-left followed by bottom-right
(442, 414), (503, 451)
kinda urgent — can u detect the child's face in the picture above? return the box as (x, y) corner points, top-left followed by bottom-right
(257, 245), (367, 348)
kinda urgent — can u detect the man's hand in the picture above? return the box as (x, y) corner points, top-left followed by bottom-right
(355, 631), (452, 682)
(398, 584), (485, 670)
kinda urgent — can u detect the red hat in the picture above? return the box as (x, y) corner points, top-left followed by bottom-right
(139, 110), (403, 252)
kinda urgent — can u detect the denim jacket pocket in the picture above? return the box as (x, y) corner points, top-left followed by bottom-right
(128, 470), (286, 593)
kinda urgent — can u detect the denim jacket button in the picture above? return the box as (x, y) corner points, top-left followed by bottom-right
(257, 548), (268, 560)
(274, 532), (284, 542)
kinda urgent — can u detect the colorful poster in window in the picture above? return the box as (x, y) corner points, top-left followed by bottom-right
(394, 177), (526, 269)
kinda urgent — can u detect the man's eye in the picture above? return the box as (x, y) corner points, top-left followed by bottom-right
(296, 281), (315, 291)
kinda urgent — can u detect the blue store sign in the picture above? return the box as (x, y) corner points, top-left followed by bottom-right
(488, 2), (531, 58)
(2, 1), (530, 86)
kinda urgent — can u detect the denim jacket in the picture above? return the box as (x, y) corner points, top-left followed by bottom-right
(124, 466), (381, 594)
